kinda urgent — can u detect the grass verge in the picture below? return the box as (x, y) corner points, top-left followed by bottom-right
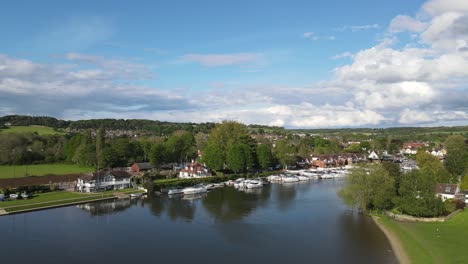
(0, 164), (94, 179)
(376, 210), (468, 264)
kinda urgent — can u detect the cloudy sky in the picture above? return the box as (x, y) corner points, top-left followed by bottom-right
(1, 0), (467, 128)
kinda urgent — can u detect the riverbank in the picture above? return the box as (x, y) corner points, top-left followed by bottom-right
(0, 189), (144, 215)
(373, 210), (468, 264)
(372, 216), (410, 264)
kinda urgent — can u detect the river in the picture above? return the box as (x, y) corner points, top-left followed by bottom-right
(0, 179), (397, 264)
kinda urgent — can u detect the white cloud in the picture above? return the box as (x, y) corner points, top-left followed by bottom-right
(2, 0), (468, 128)
(388, 15), (428, 33)
(303, 32), (335, 41)
(350, 24), (380, 31)
(303, 32), (314, 38)
(331, 52), (354, 60)
(422, 0), (468, 16)
(181, 53), (259, 66)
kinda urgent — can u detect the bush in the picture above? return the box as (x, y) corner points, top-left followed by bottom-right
(444, 199), (457, 214)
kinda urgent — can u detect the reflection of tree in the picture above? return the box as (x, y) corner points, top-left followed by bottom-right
(147, 196), (165, 217)
(275, 183), (297, 210)
(202, 187), (271, 222)
(77, 199), (133, 216)
(147, 196), (196, 221)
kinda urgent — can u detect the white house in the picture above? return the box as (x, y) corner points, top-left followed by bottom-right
(435, 183), (459, 201)
(77, 171), (132, 192)
(179, 161), (209, 178)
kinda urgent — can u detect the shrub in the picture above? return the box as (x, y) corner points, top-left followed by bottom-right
(444, 199), (457, 214)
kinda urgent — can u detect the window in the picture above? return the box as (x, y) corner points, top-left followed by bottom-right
(445, 186), (451, 193)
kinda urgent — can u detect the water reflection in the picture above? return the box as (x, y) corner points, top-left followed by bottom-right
(146, 195), (197, 221)
(0, 180), (397, 264)
(274, 183), (298, 210)
(77, 198), (133, 216)
(202, 187), (271, 222)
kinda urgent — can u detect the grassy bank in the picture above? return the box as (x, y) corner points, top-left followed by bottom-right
(0, 164), (94, 179)
(377, 210), (468, 264)
(0, 125), (63, 135)
(0, 189), (142, 213)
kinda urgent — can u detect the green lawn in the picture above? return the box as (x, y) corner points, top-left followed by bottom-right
(0, 164), (94, 179)
(0, 125), (63, 135)
(0, 189), (142, 213)
(379, 210), (468, 264)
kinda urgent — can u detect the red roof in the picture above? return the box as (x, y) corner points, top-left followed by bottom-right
(403, 142), (426, 149)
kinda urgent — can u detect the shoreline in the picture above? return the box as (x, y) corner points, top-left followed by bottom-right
(372, 216), (410, 264)
(1, 196), (117, 215)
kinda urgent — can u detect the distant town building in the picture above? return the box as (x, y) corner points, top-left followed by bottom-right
(179, 161), (209, 178)
(130, 162), (155, 172)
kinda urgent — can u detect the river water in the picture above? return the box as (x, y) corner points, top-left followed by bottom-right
(0, 179), (397, 264)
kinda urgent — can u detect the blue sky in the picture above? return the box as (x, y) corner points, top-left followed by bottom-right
(1, 0), (467, 127)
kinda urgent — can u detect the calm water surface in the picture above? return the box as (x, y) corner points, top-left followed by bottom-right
(0, 180), (397, 264)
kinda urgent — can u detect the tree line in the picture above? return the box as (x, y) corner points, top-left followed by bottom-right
(339, 135), (468, 217)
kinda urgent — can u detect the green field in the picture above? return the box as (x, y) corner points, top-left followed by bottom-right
(0, 164), (94, 179)
(379, 211), (468, 264)
(0, 125), (63, 135)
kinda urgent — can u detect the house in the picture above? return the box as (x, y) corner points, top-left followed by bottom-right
(435, 183), (460, 201)
(130, 162), (155, 172)
(401, 142), (427, 155)
(76, 171), (132, 192)
(179, 161), (209, 178)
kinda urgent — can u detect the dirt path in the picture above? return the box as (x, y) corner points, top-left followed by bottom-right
(373, 216), (410, 264)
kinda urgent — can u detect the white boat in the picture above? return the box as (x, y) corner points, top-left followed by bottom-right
(0, 194), (4, 201)
(281, 176), (299, 183)
(246, 180), (263, 189)
(296, 175), (310, 181)
(168, 187), (184, 195)
(267, 175), (282, 182)
(205, 183), (223, 190)
(20, 192), (29, 199)
(130, 193), (143, 198)
(183, 184), (207, 195)
(9, 194), (18, 199)
(233, 178), (247, 188)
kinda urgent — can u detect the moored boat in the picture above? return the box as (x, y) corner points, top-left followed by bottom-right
(246, 180), (263, 189)
(168, 187), (184, 195)
(130, 193), (143, 198)
(281, 176), (299, 183)
(182, 184), (207, 195)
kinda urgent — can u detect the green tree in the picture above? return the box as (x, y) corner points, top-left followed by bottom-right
(202, 143), (225, 172)
(460, 175), (468, 191)
(274, 139), (296, 169)
(149, 143), (166, 168)
(382, 161), (402, 193)
(72, 130), (96, 166)
(165, 131), (196, 164)
(443, 135), (468, 178)
(256, 143), (274, 170)
(416, 151), (450, 183)
(96, 127), (105, 167)
(338, 164), (395, 212)
(226, 144), (247, 173)
(396, 170), (446, 217)
(344, 143), (362, 153)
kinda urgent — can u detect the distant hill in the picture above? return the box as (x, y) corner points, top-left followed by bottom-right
(1, 115), (467, 136)
(0, 125), (63, 135)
